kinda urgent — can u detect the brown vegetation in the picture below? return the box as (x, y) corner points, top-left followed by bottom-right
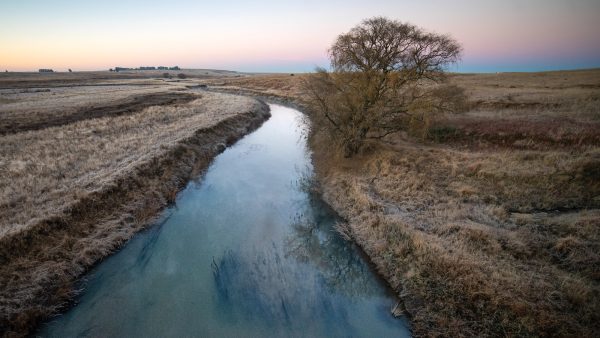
(0, 69), (245, 89)
(0, 90), (196, 135)
(202, 73), (307, 100)
(206, 68), (600, 336)
(0, 81), (270, 335)
(3, 67), (596, 336)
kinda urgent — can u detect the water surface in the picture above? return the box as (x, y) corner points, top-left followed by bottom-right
(39, 104), (411, 337)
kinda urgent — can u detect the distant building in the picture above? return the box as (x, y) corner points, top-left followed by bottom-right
(112, 66), (179, 72)
(39, 69), (54, 73)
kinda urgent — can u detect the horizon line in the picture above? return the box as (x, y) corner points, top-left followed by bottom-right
(2, 66), (599, 75)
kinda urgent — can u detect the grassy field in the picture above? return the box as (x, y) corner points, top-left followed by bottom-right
(0, 75), (270, 335)
(1, 69), (598, 336)
(204, 69), (600, 336)
(0, 69), (249, 89)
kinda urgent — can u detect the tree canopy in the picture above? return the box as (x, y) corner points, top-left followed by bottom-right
(304, 17), (464, 157)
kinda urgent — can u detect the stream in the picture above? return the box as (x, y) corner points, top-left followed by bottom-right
(38, 104), (411, 337)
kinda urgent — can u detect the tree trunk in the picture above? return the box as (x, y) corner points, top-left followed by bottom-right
(343, 128), (368, 157)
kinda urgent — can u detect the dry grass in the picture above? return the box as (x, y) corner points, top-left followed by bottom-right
(0, 90), (262, 238)
(0, 86), (197, 134)
(0, 81), (270, 335)
(210, 69), (600, 336)
(431, 70), (600, 149)
(314, 143), (599, 337)
(2, 68), (597, 336)
(0, 69), (248, 89)
(201, 73), (308, 100)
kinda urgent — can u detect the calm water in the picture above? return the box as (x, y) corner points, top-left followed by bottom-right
(39, 104), (411, 337)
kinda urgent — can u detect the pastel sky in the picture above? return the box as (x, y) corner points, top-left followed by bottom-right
(1, 0), (599, 73)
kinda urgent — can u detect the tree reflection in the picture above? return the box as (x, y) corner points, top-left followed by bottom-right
(210, 197), (387, 332)
(284, 197), (383, 298)
(208, 161), (395, 333)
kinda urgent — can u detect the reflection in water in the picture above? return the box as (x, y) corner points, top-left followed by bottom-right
(285, 200), (382, 299)
(39, 104), (411, 337)
(210, 201), (381, 333)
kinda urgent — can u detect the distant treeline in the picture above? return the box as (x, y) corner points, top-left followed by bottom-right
(110, 66), (180, 72)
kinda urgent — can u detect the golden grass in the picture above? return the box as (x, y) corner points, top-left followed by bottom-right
(0, 84), (270, 335)
(0, 84), (197, 134)
(0, 69), (246, 89)
(0, 91), (261, 238)
(2, 68), (597, 336)
(202, 73), (308, 100)
(209, 69), (600, 336)
(314, 142), (599, 336)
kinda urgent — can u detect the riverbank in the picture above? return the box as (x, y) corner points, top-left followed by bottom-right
(0, 83), (270, 335)
(37, 103), (411, 337)
(202, 70), (600, 336)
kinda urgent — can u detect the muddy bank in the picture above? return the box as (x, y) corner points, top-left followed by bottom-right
(0, 98), (270, 336)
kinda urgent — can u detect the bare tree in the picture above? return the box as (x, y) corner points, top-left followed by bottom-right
(304, 17), (464, 157)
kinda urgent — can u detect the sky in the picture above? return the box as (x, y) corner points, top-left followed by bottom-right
(1, 0), (599, 73)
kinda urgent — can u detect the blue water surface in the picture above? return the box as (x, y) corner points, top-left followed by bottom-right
(39, 104), (411, 337)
